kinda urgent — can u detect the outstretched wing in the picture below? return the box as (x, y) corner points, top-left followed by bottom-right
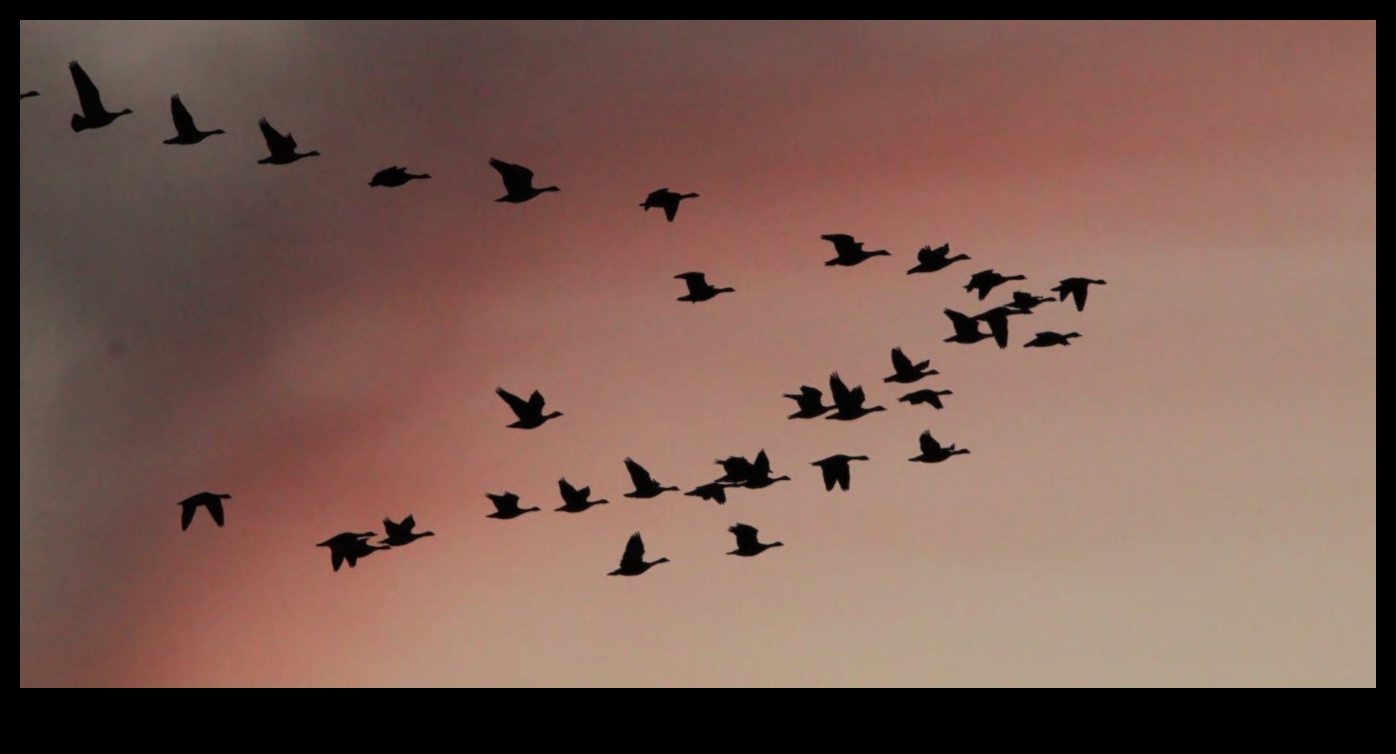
(170, 95), (197, 135)
(620, 532), (646, 569)
(828, 373), (853, 407)
(488, 492), (519, 514)
(891, 348), (913, 374)
(558, 478), (579, 502)
(259, 118), (296, 154)
(818, 463), (836, 491)
(753, 450), (772, 477)
(527, 391), (547, 412)
(68, 61), (106, 116)
(663, 201), (679, 223)
(821, 234), (859, 257)
(496, 387), (532, 418)
(490, 158), (535, 193)
(729, 524), (759, 550)
(918, 244), (947, 264)
(206, 498), (226, 527)
(1070, 284), (1088, 312)
(849, 385), (868, 408)
(624, 458), (655, 489)
(676, 272), (708, 296)
(919, 430), (943, 455)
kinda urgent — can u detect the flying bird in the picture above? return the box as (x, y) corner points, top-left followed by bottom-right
(909, 430), (970, 464)
(811, 454), (869, 492)
(906, 243), (970, 275)
(369, 166), (431, 187)
(740, 450), (791, 489)
(20, 91), (38, 100)
(821, 234), (891, 267)
(943, 309), (995, 346)
(67, 61), (131, 132)
(827, 372), (886, 421)
(783, 385), (833, 419)
(495, 387), (563, 429)
(674, 272), (735, 303)
(727, 524), (783, 557)
(1024, 331), (1082, 348)
(640, 188), (699, 222)
(974, 306), (1030, 349)
(556, 478), (609, 513)
(177, 492), (230, 531)
(257, 118), (320, 165)
(898, 388), (953, 410)
(608, 532), (669, 577)
(486, 492), (540, 520)
(316, 532), (389, 572)
(490, 158), (558, 203)
(964, 269), (1026, 300)
(884, 347), (939, 384)
(1051, 278), (1108, 311)
(623, 458), (680, 499)
(1005, 291), (1056, 312)
(379, 515), (435, 547)
(163, 94), (224, 145)
(685, 482), (734, 505)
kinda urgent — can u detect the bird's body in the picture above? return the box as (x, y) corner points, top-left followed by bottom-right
(965, 269), (1027, 300)
(740, 450), (791, 489)
(640, 188), (699, 222)
(67, 61), (131, 132)
(369, 166), (431, 187)
(685, 482), (734, 505)
(317, 532), (388, 572)
(884, 347), (939, 383)
(623, 458), (680, 499)
(556, 478), (609, 513)
(490, 158), (558, 203)
(821, 234), (891, 267)
(257, 118), (319, 164)
(783, 385), (833, 419)
(163, 94), (224, 145)
(486, 492), (540, 520)
(177, 492), (231, 531)
(974, 306), (1030, 349)
(1006, 291), (1056, 312)
(899, 389), (953, 410)
(1024, 331), (1082, 348)
(674, 272), (734, 303)
(826, 372), (887, 421)
(727, 524), (783, 557)
(20, 91), (38, 100)
(906, 243), (970, 275)
(909, 430), (970, 464)
(811, 454), (869, 492)
(496, 387), (563, 429)
(943, 308), (995, 346)
(379, 515), (435, 547)
(1051, 278), (1107, 311)
(609, 532), (669, 576)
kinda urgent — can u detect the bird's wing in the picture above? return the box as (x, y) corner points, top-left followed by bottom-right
(920, 430), (943, 454)
(259, 118), (294, 154)
(753, 450), (772, 476)
(729, 524), (758, 549)
(527, 391), (547, 411)
(829, 373), (852, 406)
(624, 458), (655, 489)
(819, 463), (836, 491)
(490, 158), (535, 192)
(180, 504), (196, 531)
(891, 348), (913, 373)
(207, 499), (226, 527)
(401, 515), (417, 533)
(620, 532), (646, 569)
(663, 202), (679, 222)
(849, 385), (868, 408)
(821, 234), (858, 256)
(495, 387), (532, 417)
(1071, 285), (1088, 312)
(837, 464), (851, 491)
(68, 61), (105, 116)
(717, 456), (754, 482)
(682, 274), (707, 297)
(558, 478), (578, 502)
(170, 94), (197, 135)
(799, 386), (823, 402)
(987, 314), (1009, 349)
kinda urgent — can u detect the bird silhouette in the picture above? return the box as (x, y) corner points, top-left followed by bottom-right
(685, 482), (735, 505)
(884, 347), (939, 383)
(177, 492), (230, 531)
(316, 532), (389, 572)
(1005, 291), (1056, 312)
(486, 492), (540, 520)
(20, 91), (38, 100)
(369, 166), (431, 187)
(379, 515), (435, 547)
(608, 532), (669, 576)
(163, 94), (224, 145)
(906, 243), (970, 275)
(490, 158), (558, 203)
(827, 373), (887, 421)
(783, 385), (833, 419)
(965, 269), (1027, 300)
(740, 450), (791, 489)
(674, 272), (734, 303)
(973, 306), (1030, 349)
(623, 458), (680, 499)
(1024, 331), (1082, 348)
(715, 455), (758, 485)
(943, 308), (995, 346)
(727, 524), (783, 557)
(67, 61), (131, 132)
(811, 454), (869, 491)
(821, 234), (891, 267)
(1051, 278), (1107, 311)
(495, 387), (563, 429)
(640, 188), (699, 222)
(556, 478), (609, 513)
(909, 430), (970, 463)
(898, 388), (953, 410)
(257, 118), (319, 165)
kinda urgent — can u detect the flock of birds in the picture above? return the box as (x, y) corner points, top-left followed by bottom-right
(25, 60), (1107, 578)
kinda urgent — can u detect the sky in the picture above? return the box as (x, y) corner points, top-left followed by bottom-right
(20, 20), (1375, 687)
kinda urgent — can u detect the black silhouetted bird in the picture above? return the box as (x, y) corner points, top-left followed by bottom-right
(257, 118), (319, 165)
(884, 347), (939, 384)
(486, 492), (540, 520)
(899, 388), (953, 410)
(1051, 278), (1107, 311)
(965, 269), (1026, 300)
(380, 515), (435, 547)
(163, 94), (224, 145)
(1006, 291), (1056, 312)
(177, 492), (230, 531)
(20, 91), (38, 100)
(974, 306), (1030, 349)
(783, 385), (833, 419)
(811, 454), (869, 492)
(821, 234), (891, 267)
(675, 272), (734, 303)
(556, 478), (608, 513)
(906, 243), (970, 275)
(827, 373), (886, 421)
(369, 166), (431, 187)
(685, 482), (735, 505)
(317, 532), (389, 572)
(909, 430), (970, 464)
(490, 158), (558, 203)
(68, 61), (131, 132)
(740, 450), (791, 489)
(495, 387), (563, 429)
(943, 308), (995, 346)
(640, 188), (699, 222)
(623, 458), (680, 499)
(609, 532), (669, 576)
(727, 524), (783, 557)
(1024, 331), (1082, 348)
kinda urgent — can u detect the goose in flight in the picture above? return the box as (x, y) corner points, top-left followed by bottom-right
(821, 234), (891, 267)
(257, 118), (320, 165)
(675, 272), (734, 303)
(727, 524), (783, 557)
(177, 492), (230, 531)
(369, 166), (431, 188)
(640, 188), (699, 222)
(163, 94), (224, 145)
(943, 308), (995, 346)
(490, 158), (558, 203)
(67, 61), (131, 132)
(973, 306), (1030, 349)
(556, 478), (609, 513)
(898, 388), (953, 410)
(317, 532), (389, 572)
(1024, 331), (1082, 348)
(716, 451), (790, 489)
(1005, 291), (1056, 312)
(811, 454), (869, 492)
(1051, 277), (1107, 311)
(20, 91), (38, 100)
(486, 492), (540, 520)
(379, 515), (435, 547)
(906, 243), (970, 275)
(783, 385), (833, 419)
(909, 430), (970, 464)
(623, 458), (680, 499)
(495, 387), (563, 429)
(608, 532), (669, 576)
(827, 373), (886, 421)
(964, 269), (1026, 300)
(685, 482), (734, 505)
(884, 347), (939, 384)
